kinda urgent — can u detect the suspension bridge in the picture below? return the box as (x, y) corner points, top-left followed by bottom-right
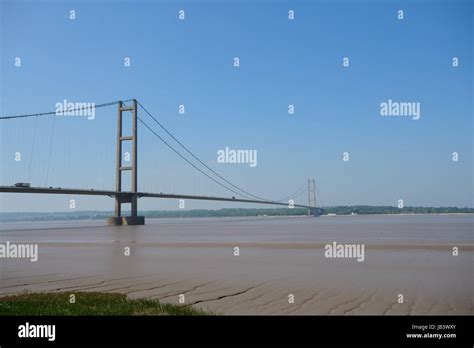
(0, 99), (323, 225)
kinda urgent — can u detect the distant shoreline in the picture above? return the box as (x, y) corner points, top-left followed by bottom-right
(1, 207), (473, 223)
(321, 212), (474, 217)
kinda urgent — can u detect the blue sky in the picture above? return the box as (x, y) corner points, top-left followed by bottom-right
(0, 0), (472, 212)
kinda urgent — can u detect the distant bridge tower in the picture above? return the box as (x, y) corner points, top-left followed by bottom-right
(307, 178), (317, 216)
(107, 99), (145, 225)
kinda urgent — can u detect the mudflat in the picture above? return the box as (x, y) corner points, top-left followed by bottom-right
(0, 215), (472, 315)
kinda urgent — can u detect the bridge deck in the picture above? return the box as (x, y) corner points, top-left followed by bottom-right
(0, 185), (317, 210)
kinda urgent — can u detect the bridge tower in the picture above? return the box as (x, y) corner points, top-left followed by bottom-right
(307, 178), (317, 216)
(107, 99), (145, 225)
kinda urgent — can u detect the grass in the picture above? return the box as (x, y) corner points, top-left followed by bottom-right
(0, 292), (208, 316)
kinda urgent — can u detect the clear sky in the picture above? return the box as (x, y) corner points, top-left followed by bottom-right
(0, 0), (472, 212)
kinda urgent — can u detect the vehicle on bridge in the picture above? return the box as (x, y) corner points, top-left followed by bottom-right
(14, 182), (31, 188)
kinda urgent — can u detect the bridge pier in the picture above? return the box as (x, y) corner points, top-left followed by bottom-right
(108, 100), (145, 226)
(107, 216), (145, 226)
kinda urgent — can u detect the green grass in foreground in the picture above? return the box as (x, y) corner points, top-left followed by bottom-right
(0, 292), (208, 316)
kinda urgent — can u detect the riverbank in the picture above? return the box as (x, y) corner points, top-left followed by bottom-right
(0, 292), (206, 315)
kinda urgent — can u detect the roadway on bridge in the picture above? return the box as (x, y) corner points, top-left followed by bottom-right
(0, 185), (315, 210)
